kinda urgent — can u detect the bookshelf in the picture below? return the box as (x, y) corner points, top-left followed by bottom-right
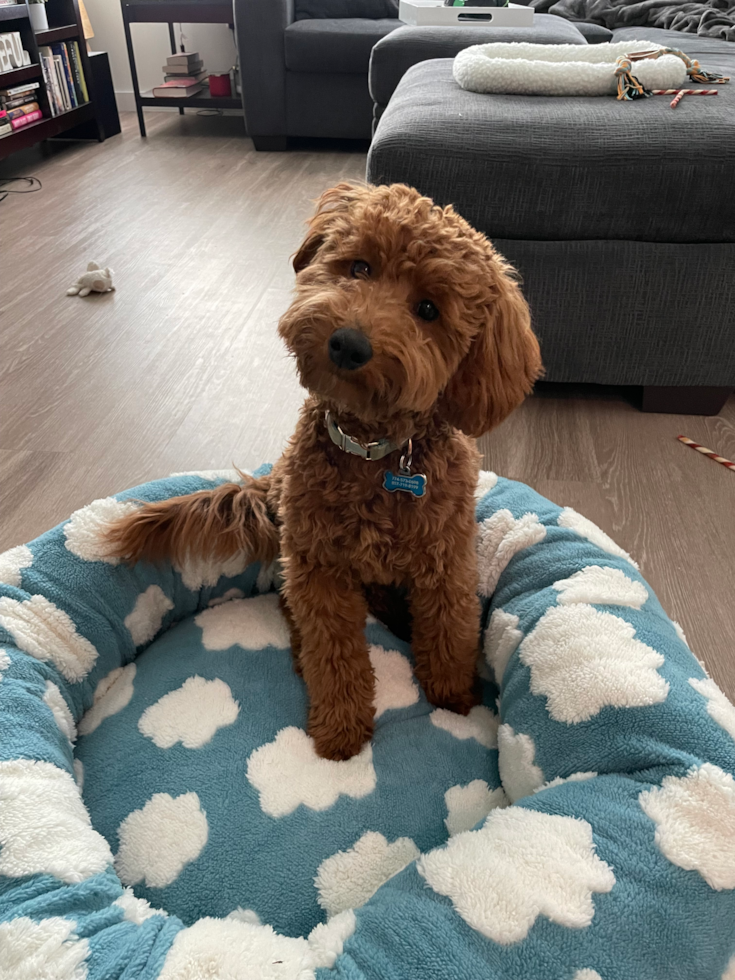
(0, 0), (104, 161)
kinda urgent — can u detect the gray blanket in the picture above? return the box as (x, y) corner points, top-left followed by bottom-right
(530, 0), (735, 40)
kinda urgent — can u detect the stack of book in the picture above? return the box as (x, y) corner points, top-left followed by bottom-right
(38, 41), (89, 117)
(153, 51), (207, 98)
(0, 81), (43, 136)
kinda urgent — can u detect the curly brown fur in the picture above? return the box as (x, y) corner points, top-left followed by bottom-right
(103, 182), (542, 760)
(104, 475), (279, 567)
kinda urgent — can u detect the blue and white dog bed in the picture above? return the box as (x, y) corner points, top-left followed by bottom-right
(1, 467), (734, 980)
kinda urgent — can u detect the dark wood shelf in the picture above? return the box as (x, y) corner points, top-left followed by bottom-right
(0, 100), (93, 154)
(0, 3), (29, 21)
(122, 0), (245, 136)
(0, 63), (42, 87)
(0, 0), (107, 160)
(35, 23), (79, 43)
(140, 87), (241, 110)
(122, 0), (234, 24)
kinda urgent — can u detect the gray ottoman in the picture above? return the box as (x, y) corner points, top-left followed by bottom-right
(366, 52), (735, 412)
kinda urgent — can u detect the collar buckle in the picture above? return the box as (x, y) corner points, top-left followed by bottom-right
(325, 412), (400, 462)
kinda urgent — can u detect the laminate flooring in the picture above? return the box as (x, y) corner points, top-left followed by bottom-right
(1, 111), (733, 695)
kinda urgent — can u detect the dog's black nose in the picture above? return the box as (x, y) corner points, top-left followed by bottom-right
(328, 328), (373, 371)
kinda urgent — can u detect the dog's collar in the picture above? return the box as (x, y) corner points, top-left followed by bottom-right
(325, 412), (402, 461)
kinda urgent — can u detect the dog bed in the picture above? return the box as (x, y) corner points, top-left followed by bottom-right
(1, 467), (734, 980)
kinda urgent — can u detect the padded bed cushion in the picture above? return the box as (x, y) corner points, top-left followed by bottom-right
(0, 466), (734, 980)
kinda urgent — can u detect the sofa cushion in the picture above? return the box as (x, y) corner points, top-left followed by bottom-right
(612, 26), (735, 73)
(295, 0), (397, 20)
(367, 58), (735, 243)
(285, 18), (399, 73)
(369, 15), (587, 107)
(574, 20), (613, 43)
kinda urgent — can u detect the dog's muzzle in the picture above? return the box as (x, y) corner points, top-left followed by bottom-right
(328, 328), (373, 371)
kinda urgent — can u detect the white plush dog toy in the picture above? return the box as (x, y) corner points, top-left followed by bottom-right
(67, 261), (115, 297)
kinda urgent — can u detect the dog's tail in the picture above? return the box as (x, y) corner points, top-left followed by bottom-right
(103, 473), (280, 567)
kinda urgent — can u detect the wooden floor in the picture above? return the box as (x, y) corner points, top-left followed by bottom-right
(1, 111), (733, 696)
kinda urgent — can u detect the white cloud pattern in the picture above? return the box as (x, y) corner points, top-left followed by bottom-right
(370, 645), (418, 717)
(418, 808), (615, 944)
(430, 705), (498, 748)
(315, 831), (419, 917)
(553, 565), (648, 609)
(138, 676), (239, 749)
(0, 916), (89, 980)
(43, 681), (76, 744)
(519, 604), (669, 723)
(0, 544), (33, 587)
(174, 551), (250, 592)
(475, 470), (498, 500)
(158, 910), (355, 980)
(196, 593), (290, 651)
(124, 585), (174, 647)
(0, 759), (111, 883)
(484, 608), (522, 685)
(114, 888), (167, 924)
(0, 594), (98, 682)
(534, 772), (597, 794)
(639, 763), (735, 890)
(689, 677), (735, 741)
(78, 664), (136, 736)
(445, 780), (509, 836)
(477, 510), (546, 597)
(497, 724), (544, 802)
(115, 791), (208, 889)
(557, 508), (638, 568)
(246, 727), (376, 818)
(63, 496), (139, 565)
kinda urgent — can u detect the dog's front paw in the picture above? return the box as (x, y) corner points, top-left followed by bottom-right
(309, 710), (374, 761)
(421, 678), (481, 716)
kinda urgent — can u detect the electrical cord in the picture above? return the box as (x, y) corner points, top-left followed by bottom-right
(0, 176), (42, 203)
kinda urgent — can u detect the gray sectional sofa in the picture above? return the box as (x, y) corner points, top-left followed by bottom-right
(233, 0), (595, 147)
(366, 26), (735, 411)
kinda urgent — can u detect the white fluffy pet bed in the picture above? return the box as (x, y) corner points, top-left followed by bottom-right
(453, 40), (688, 97)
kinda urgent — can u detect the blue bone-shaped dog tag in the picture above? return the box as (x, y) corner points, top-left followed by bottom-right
(383, 470), (427, 498)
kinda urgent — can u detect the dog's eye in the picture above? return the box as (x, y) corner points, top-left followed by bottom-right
(415, 299), (439, 322)
(350, 260), (371, 279)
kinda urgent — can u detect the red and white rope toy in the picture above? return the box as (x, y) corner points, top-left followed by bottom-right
(652, 88), (720, 108)
(677, 435), (735, 472)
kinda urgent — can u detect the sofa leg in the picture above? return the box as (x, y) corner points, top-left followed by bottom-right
(252, 135), (288, 151)
(641, 386), (733, 416)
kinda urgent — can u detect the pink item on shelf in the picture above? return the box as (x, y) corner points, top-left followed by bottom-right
(10, 109), (42, 130)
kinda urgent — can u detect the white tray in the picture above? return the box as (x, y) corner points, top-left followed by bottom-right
(399, 0), (534, 27)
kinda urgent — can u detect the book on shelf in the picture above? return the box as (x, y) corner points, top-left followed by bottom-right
(152, 79), (203, 98)
(1, 92), (39, 110)
(6, 100), (39, 119)
(166, 51), (199, 66)
(164, 68), (208, 84)
(69, 41), (89, 103)
(10, 108), (42, 129)
(163, 60), (203, 75)
(0, 81), (40, 101)
(0, 110), (11, 137)
(38, 41), (88, 117)
(52, 42), (78, 109)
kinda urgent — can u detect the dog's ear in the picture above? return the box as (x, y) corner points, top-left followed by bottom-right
(292, 182), (368, 273)
(438, 259), (542, 438)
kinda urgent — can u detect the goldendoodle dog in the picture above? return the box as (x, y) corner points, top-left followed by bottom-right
(103, 182), (542, 760)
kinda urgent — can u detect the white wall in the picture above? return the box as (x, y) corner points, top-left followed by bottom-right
(84, 0), (238, 111)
